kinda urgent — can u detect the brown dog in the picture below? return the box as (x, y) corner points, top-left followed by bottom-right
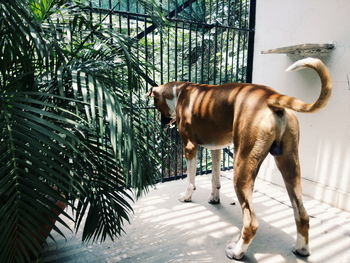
(149, 58), (332, 259)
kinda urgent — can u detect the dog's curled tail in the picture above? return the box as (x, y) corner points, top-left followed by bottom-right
(267, 58), (332, 113)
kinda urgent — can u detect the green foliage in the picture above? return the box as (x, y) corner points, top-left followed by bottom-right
(0, 0), (162, 262)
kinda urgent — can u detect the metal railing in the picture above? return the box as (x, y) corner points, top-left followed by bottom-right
(89, 0), (256, 181)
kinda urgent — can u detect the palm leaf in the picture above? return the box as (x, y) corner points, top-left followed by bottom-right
(0, 0), (163, 261)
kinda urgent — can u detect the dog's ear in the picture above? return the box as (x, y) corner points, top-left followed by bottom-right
(146, 86), (160, 97)
(146, 88), (154, 97)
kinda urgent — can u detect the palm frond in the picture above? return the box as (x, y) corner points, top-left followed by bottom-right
(0, 0), (163, 261)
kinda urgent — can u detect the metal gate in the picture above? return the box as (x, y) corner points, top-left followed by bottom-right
(89, 0), (256, 181)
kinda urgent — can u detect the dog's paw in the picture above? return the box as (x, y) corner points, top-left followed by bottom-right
(178, 197), (192, 203)
(208, 198), (220, 205)
(293, 247), (310, 257)
(293, 234), (310, 257)
(225, 243), (245, 260)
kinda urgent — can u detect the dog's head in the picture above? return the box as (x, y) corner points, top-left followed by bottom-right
(147, 83), (178, 126)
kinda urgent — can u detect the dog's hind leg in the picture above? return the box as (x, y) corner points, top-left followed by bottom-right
(225, 145), (268, 260)
(180, 141), (198, 202)
(209, 149), (221, 204)
(274, 133), (310, 257)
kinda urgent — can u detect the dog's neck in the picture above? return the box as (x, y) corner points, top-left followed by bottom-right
(165, 84), (181, 119)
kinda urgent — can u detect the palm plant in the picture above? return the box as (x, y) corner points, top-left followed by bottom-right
(0, 0), (163, 262)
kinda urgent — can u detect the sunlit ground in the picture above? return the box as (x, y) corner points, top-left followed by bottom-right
(41, 171), (350, 263)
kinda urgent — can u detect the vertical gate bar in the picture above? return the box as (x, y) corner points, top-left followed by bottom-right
(152, 29), (156, 85)
(175, 21), (178, 80)
(160, 23), (164, 84)
(246, 0), (256, 83)
(230, 32), (236, 82)
(117, 12), (122, 90)
(227, 0), (232, 26)
(144, 16), (148, 94)
(223, 148), (226, 170)
(205, 148), (208, 174)
(235, 1), (242, 82)
(230, 0), (237, 82)
(89, 0), (93, 43)
(221, 0), (225, 25)
(161, 123), (165, 181)
(207, 25), (211, 84)
(195, 23), (198, 83)
(224, 28), (230, 82)
(166, 23), (170, 179)
(181, 21), (185, 80)
(227, 146), (230, 170)
(160, 0), (163, 85)
(241, 36), (247, 82)
(188, 1), (193, 82)
(167, 130), (171, 179)
(188, 23), (192, 82)
(213, 0), (219, 84)
(161, 131), (165, 181)
(167, 26), (170, 82)
(201, 0), (206, 84)
(222, 0), (227, 173)
(129, 14), (133, 130)
(152, 0), (158, 179)
(151, 7), (156, 166)
(241, 1), (248, 81)
(213, 25), (218, 84)
(108, 0), (112, 41)
(228, 147), (231, 170)
(209, 0), (212, 23)
(127, 13), (131, 35)
(179, 1), (185, 177)
(136, 1), (141, 105)
(175, 23), (179, 178)
(99, 0), (102, 22)
(174, 0), (178, 82)
(231, 146), (234, 168)
(175, 0), (178, 16)
(118, 12), (122, 33)
(204, 2), (209, 172)
(187, 21), (193, 174)
(174, 130), (178, 179)
(219, 0), (226, 84)
(182, 22), (187, 177)
(200, 24), (205, 83)
(167, 0), (171, 177)
(181, 1), (185, 178)
(200, 147), (203, 174)
(167, 0), (170, 84)
(206, 26), (211, 84)
(228, 151), (230, 170)
(218, 28), (224, 84)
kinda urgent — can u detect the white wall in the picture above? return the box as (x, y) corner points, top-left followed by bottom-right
(253, 0), (350, 211)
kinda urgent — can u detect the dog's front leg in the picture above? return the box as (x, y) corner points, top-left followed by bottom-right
(209, 149), (221, 204)
(180, 141), (198, 202)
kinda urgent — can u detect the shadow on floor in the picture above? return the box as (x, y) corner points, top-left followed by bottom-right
(40, 172), (350, 263)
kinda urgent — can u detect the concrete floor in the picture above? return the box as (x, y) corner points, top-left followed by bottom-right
(41, 171), (350, 263)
